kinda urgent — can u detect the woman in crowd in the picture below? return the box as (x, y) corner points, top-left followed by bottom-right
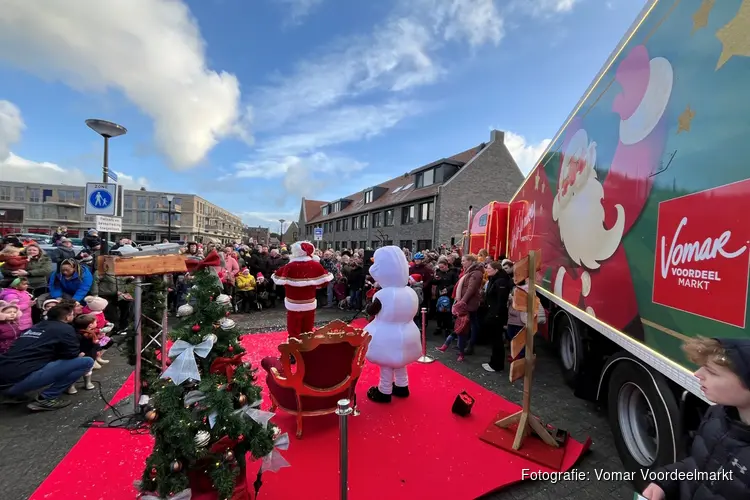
(481, 259), (513, 372)
(48, 259), (93, 304)
(8, 243), (53, 297)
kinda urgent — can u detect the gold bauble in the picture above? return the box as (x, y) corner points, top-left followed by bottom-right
(224, 450), (235, 461)
(145, 409), (158, 422)
(170, 460), (182, 472)
(237, 394), (247, 405)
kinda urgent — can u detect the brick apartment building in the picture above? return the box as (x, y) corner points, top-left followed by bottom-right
(298, 130), (524, 252)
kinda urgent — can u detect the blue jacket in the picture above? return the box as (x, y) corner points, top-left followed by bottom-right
(48, 266), (93, 302)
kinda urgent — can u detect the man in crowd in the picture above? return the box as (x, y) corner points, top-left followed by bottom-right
(0, 303), (95, 411)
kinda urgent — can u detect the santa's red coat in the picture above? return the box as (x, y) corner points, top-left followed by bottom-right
(272, 257), (332, 337)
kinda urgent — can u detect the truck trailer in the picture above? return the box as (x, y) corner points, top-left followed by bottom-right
(475, 0), (750, 484)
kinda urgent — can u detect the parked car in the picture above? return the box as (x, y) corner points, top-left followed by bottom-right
(5, 233), (53, 245)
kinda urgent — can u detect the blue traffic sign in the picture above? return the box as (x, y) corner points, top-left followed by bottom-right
(85, 182), (118, 216)
(89, 189), (112, 209)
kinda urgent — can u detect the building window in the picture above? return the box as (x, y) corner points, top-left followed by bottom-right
(322, 205), (329, 216)
(137, 196), (147, 210)
(341, 218), (348, 231)
(399, 240), (412, 250)
(371, 240), (381, 249)
(333, 201), (341, 212)
(28, 205), (43, 220)
(136, 233), (157, 242)
(401, 205), (415, 224)
(384, 209), (394, 226)
(364, 190), (373, 203)
(350, 241), (357, 249)
(137, 212), (147, 224)
(419, 201), (434, 222)
(13, 187), (25, 201)
(335, 241), (341, 250)
(384, 240), (393, 246)
(417, 239), (432, 251)
(372, 212), (382, 227)
(0, 186), (10, 201)
(29, 188), (40, 203)
(359, 241), (366, 249)
(124, 195), (133, 209)
(352, 216), (359, 230)
(336, 220), (341, 232)
(360, 214), (368, 228)
(416, 169), (435, 188)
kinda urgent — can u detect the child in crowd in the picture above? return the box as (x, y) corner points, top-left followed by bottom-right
(41, 298), (60, 320)
(82, 295), (113, 366)
(0, 303), (22, 354)
(0, 277), (33, 332)
(67, 314), (98, 394)
(409, 274), (424, 327)
(255, 273), (269, 309)
(642, 336), (750, 500)
(235, 268), (257, 313)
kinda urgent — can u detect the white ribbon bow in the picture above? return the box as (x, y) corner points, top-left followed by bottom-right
(234, 400), (274, 428)
(261, 432), (291, 473)
(161, 338), (214, 385)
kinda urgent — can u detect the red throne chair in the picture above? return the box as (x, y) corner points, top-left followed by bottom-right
(261, 320), (371, 438)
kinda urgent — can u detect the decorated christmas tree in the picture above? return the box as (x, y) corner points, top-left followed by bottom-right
(137, 250), (289, 500)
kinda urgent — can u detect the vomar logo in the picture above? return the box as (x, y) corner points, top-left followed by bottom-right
(653, 179), (750, 328)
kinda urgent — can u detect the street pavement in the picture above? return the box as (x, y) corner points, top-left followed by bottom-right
(0, 306), (633, 500)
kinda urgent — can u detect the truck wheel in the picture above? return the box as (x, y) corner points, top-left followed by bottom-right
(607, 361), (679, 489)
(554, 313), (584, 387)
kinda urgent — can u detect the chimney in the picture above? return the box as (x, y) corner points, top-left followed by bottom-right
(490, 129), (504, 143)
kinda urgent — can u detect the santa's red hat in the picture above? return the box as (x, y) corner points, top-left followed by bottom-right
(291, 241), (315, 260)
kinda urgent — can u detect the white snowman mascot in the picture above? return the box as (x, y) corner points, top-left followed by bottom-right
(364, 245), (422, 403)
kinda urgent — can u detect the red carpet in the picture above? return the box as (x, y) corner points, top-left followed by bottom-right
(31, 320), (589, 500)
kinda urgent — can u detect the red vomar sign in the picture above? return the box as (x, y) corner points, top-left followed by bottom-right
(652, 179), (750, 328)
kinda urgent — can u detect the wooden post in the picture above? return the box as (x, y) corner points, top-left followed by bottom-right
(494, 250), (558, 450)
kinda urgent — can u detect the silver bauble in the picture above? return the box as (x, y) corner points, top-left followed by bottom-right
(219, 318), (236, 330)
(176, 304), (194, 317)
(203, 333), (218, 344)
(194, 430), (211, 448)
(216, 294), (232, 306)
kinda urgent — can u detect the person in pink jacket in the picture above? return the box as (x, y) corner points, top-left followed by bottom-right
(221, 245), (240, 308)
(0, 277), (33, 331)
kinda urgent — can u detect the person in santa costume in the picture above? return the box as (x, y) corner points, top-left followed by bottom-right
(271, 241), (333, 338)
(364, 246), (422, 403)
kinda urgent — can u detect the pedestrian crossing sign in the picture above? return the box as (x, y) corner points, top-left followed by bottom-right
(85, 182), (118, 216)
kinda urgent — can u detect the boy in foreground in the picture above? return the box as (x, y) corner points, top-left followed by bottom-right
(642, 336), (750, 499)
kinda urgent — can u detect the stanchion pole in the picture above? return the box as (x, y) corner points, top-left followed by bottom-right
(133, 277), (143, 414)
(417, 307), (435, 363)
(336, 399), (353, 500)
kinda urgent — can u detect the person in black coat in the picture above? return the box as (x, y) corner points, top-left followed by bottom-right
(432, 258), (458, 336)
(481, 260), (513, 373)
(642, 336), (750, 500)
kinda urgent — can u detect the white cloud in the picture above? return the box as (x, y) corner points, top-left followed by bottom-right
(240, 210), (299, 230)
(513, 0), (582, 17)
(503, 131), (551, 175)
(0, 100), (149, 189)
(0, 0), (244, 169)
(233, 151), (366, 198)
(419, 0), (505, 46)
(277, 0), (324, 24)
(257, 101), (421, 157)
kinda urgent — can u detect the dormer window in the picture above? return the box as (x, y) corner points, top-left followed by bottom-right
(416, 168), (434, 188)
(332, 201), (341, 212)
(364, 190), (373, 203)
(321, 205), (329, 216)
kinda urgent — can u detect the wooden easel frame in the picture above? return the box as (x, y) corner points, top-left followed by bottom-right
(494, 250), (558, 450)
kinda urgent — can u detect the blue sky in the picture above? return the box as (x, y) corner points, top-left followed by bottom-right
(0, 0), (644, 229)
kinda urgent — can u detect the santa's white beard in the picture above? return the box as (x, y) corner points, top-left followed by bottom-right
(555, 175), (625, 270)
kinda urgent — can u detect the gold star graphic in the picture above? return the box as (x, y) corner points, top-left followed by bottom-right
(716, 0), (750, 69)
(677, 106), (695, 134)
(692, 0), (715, 34)
(534, 170), (540, 191)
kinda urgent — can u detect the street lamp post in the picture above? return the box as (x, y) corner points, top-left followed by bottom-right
(86, 119), (127, 255)
(166, 194), (174, 242)
(279, 219), (285, 245)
